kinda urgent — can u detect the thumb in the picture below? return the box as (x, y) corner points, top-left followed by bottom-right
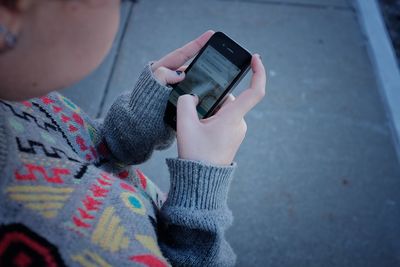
(177, 94), (200, 128)
(153, 67), (185, 85)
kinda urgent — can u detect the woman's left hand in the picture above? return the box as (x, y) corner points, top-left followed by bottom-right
(150, 30), (215, 86)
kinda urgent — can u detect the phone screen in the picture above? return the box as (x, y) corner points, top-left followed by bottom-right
(169, 45), (241, 118)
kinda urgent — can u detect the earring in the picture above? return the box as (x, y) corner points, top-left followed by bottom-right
(0, 24), (17, 52)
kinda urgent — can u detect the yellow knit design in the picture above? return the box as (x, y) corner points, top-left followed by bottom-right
(6, 185), (73, 218)
(91, 206), (129, 252)
(71, 249), (111, 267)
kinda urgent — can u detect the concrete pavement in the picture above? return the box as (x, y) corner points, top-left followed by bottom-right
(62, 0), (400, 266)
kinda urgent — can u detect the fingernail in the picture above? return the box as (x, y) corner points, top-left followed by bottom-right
(257, 54), (262, 60)
(176, 70), (182, 75)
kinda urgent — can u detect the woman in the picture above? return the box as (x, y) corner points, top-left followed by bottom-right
(0, 0), (266, 266)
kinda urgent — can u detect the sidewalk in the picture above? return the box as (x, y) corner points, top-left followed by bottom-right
(62, 0), (400, 266)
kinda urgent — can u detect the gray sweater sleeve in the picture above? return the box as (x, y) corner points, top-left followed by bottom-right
(94, 64), (237, 265)
(159, 158), (237, 267)
(96, 63), (175, 166)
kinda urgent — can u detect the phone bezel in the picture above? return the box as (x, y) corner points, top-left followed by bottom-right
(164, 31), (252, 129)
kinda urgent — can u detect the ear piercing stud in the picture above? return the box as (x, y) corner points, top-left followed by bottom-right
(0, 24), (17, 51)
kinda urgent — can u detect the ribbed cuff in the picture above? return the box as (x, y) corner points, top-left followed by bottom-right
(128, 63), (172, 127)
(165, 158), (236, 210)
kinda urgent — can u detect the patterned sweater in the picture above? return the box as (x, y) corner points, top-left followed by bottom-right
(0, 64), (237, 267)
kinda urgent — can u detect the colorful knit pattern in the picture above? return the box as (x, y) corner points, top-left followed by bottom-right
(0, 223), (66, 267)
(0, 64), (237, 267)
(0, 95), (170, 266)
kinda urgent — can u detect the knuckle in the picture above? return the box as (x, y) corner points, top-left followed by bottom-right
(176, 48), (191, 62)
(153, 67), (162, 77)
(156, 66), (168, 74)
(153, 67), (169, 80)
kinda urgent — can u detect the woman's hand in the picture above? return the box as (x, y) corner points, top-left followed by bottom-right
(177, 55), (266, 166)
(150, 30), (266, 166)
(151, 30), (215, 85)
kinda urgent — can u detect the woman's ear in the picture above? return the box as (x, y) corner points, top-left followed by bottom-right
(0, 0), (33, 51)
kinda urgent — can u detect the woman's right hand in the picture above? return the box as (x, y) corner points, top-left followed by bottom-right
(177, 54), (266, 166)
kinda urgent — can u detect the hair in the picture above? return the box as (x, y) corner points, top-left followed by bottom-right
(0, 0), (17, 11)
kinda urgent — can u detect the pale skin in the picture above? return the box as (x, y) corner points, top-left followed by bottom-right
(0, 0), (266, 166)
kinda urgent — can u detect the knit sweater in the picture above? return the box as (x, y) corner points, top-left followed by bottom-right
(0, 64), (237, 267)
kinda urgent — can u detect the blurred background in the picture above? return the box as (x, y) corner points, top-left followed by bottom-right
(62, 0), (400, 266)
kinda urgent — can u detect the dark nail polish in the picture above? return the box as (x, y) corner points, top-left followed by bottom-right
(176, 70), (182, 75)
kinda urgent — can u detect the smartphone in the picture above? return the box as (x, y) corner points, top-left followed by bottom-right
(164, 31), (252, 130)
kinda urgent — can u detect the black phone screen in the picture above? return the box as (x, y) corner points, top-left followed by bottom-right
(168, 45), (241, 118)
